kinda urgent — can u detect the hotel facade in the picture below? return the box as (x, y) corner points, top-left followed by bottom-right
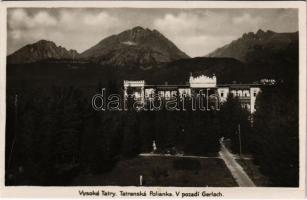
(124, 74), (268, 113)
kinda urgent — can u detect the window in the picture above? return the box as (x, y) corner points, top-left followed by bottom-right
(221, 92), (224, 97)
(238, 91), (242, 96)
(254, 92), (256, 97)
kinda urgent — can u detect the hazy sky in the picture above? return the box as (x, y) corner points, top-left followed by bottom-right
(7, 8), (298, 57)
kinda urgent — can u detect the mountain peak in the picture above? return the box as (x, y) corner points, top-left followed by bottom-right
(36, 39), (54, 44)
(207, 30), (298, 62)
(131, 26), (146, 32)
(80, 26), (189, 66)
(8, 40), (79, 64)
(256, 29), (265, 35)
(256, 29), (276, 36)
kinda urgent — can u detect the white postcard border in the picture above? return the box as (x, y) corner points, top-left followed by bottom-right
(0, 1), (306, 199)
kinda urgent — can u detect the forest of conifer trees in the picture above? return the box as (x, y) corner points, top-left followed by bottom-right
(5, 79), (298, 187)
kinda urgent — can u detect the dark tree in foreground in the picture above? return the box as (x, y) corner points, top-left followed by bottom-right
(249, 84), (298, 187)
(219, 93), (251, 153)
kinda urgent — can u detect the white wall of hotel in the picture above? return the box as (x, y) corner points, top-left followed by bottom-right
(217, 87), (229, 102)
(189, 75), (217, 88)
(217, 87), (261, 113)
(123, 80), (145, 102)
(123, 75), (261, 114)
(250, 87), (261, 113)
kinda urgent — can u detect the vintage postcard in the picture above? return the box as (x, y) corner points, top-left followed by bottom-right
(0, 1), (306, 198)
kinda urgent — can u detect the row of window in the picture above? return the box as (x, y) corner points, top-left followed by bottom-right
(220, 91), (257, 97)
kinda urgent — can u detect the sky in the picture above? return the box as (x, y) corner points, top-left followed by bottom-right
(7, 8), (298, 57)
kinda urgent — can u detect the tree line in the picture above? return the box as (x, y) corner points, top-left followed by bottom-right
(5, 80), (298, 187)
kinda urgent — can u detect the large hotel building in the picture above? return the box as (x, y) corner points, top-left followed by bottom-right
(124, 74), (275, 113)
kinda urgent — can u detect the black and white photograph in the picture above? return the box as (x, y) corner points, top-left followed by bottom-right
(1, 1), (306, 198)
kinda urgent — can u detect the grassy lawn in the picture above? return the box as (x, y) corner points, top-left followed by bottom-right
(72, 156), (237, 187)
(236, 159), (271, 186)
